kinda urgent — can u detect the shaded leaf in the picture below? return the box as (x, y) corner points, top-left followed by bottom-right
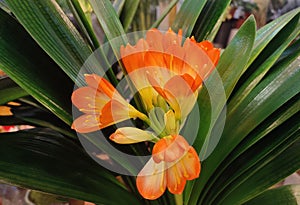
(0, 77), (28, 105)
(0, 128), (141, 205)
(172, 0), (207, 36)
(230, 12), (300, 109)
(5, 0), (92, 84)
(120, 0), (140, 32)
(0, 9), (73, 125)
(185, 15), (256, 205)
(151, 0), (179, 29)
(192, 0), (231, 41)
(244, 185), (300, 205)
(202, 102), (300, 204)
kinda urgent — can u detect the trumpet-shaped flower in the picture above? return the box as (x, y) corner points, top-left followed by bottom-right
(121, 28), (220, 119)
(72, 29), (218, 201)
(72, 74), (146, 133)
(136, 135), (200, 200)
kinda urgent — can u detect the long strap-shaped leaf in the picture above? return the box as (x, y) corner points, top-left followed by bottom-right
(196, 47), (300, 205)
(89, 0), (128, 56)
(204, 108), (300, 204)
(248, 8), (300, 66)
(0, 9), (73, 125)
(199, 15), (300, 201)
(172, 0), (207, 36)
(5, 0), (92, 83)
(0, 77), (28, 105)
(151, 0), (179, 29)
(120, 0), (140, 32)
(0, 129), (141, 205)
(184, 16), (256, 204)
(244, 185), (300, 205)
(219, 136), (300, 205)
(192, 0), (232, 41)
(202, 93), (300, 204)
(230, 11), (300, 111)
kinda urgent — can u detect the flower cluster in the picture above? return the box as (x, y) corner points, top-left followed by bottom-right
(72, 28), (220, 200)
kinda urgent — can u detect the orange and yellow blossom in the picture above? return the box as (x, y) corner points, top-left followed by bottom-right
(72, 29), (220, 201)
(109, 110), (200, 200)
(71, 74), (147, 133)
(121, 28), (220, 119)
(136, 135), (200, 200)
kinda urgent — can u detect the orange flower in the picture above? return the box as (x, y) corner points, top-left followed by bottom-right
(121, 28), (220, 119)
(72, 74), (147, 133)
(136, 135), (200, 200)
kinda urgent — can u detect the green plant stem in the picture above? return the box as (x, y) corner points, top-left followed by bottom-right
(175, 194), (183, 205)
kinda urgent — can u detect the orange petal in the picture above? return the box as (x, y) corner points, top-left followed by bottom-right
(84, 74), (113, 96)
(181, 147), (201, 180)
(207, 49), (221, 67)
(197, 40), (214, 50)
(144, 51), (167, 69)
(121, 39), (148, 74)
(146, 28), (164, 51)
(152, 135), (189, 163)
(166, 162), (187, 194)
(71, 114), (100, 133)
(99, 100), (137, 129)
(197, 40), (220, 68)
(71, 87), (109, 113)
(161, 76), (198, 119)
(152, 137), (168, 163)
(163, 28), (182, 51)
(164, 75), (194, 98)
(164, 45), (185, 75)
(146, 73), (168, 99)
(136, 159), (166, 200)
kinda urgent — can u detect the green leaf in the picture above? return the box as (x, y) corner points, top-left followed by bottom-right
(0, 77), (28, 105)
(0, 116), (27, 126)
(247, 8), (300, 66)
(197, 49), (300, 205)
(202, 102), (300, 204)
(120, 0), (140, 32)
(185, 16), (256, 205)
(113, 0), (125, 16)
(88, 0), (128, 87)
(199, 16), (256, 158)
(218, 136), (300, 205)
(278, 38), (300, 62)
(89, 0), (128, 55)
(67, 0), (100, 49)
(0, 87), (28, 105)
(0, 129), (141, 205)
(151, 0), (179, 29)
(192, 0), (232, 41)
(5, 0), (92, 83)
(172, 0), (207, 36)
(10, 102), (76, 138)
(0, 9), (73, 125)
(230, 12), (300, 110)
(244, 185), (300, 205)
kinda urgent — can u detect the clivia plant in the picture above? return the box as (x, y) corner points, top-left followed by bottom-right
(0, 0), (299, 204)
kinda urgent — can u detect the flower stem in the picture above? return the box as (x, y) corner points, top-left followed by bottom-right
(175, 194), (183, 205)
